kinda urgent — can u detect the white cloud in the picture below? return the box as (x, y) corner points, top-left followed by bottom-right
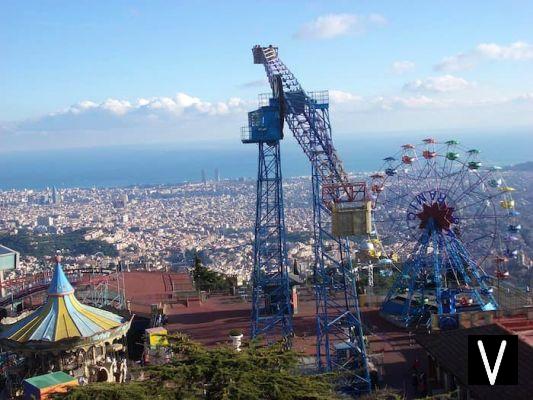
(477, 41), (533, 60)
(295, 13), (387, 40)
(370, 95), (440, 111)
(434, 52), (474, 72)
(3, 89), (533, 152)
(57, 93), (247, 119)
(323, 90), (441, 112)
(435, 41), (533, 71)
(329, 90), (362, 104)
(403, 75), (472, 93)
(513, 92), (533, 103)
(391, 60), (415, 74)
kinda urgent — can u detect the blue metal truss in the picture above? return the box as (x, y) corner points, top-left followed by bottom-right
(252, 45), (371, 394)
(242, 96), (293, 340)
(382, 219), (498, 329)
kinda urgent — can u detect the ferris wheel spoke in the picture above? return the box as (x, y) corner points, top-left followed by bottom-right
(413, 153), (435, 194)
(449, 170), (492, 205)
(454, 192), (501, 213)
(446, 158), (472, 200)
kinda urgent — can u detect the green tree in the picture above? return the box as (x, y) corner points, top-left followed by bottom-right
(56, 334), (341, 400)
(192, 253), (233, 292)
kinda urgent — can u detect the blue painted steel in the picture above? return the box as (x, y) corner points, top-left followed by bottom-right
(381, 218), (498, 328)
(252, 45), (370, 394)
(243, 98), (293, 340)
(242, 99), (283, 144)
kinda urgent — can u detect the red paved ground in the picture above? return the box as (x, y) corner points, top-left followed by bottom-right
(496, 314), (533, 346)
(160, 286), (424, 397)
(118, 272), (426, 397)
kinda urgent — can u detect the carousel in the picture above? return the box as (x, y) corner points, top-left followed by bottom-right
(0, 256), (132, 386)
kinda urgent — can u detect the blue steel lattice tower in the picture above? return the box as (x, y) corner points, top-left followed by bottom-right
(251, 45), (371, 394)
(242, 77), (293, 340)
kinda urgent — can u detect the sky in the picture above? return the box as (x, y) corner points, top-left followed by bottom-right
(1, 0), (532, 152)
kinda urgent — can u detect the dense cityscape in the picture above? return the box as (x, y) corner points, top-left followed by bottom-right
(1, 2), (532, 399)
(1, 167), (531, 287)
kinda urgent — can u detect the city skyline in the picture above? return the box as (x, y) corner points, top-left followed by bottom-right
(1, 1), (532, 152)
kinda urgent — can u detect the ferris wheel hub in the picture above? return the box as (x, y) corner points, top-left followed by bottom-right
(417, 202), (455, 232)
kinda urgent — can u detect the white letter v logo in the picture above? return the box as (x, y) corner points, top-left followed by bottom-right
(477, 340), (507, 385)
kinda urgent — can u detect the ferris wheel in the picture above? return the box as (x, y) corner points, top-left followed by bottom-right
(370, 138), (522, 327)
(370, 138), (521, 269)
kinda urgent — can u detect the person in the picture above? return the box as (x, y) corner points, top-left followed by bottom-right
(418, 371), (427, 397)
(411, 370), (419, 392)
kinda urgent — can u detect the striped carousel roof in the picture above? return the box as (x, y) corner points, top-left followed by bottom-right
(0, 258), (125, 343)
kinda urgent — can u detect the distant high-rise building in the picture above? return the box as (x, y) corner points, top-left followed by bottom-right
(214, 168), (220, 182)
(52, 186), (61, 205)
(113, 193), (129, 209)
(37, 216), (54, 227)
(201, 169), (207, 185)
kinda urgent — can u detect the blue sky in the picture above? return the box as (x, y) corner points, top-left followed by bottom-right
(1, 0), (532, 151)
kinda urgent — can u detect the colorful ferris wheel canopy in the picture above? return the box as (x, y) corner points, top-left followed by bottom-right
(467, 149), (480, 155)
(445, 140), (459, 145)
(402, 155), (414, 164)
(383, 157), (396, 162)
(402, 144), (415, 149)
(446, 152), (460, 160)
(385, 167), (397, 176)
(499, 186), (515, 192)
(500, 200), (515, 209)
(468, 161), (482, 170)
(423, 138), (437, 144)
(508, 224), (522, 233)
(489, 178), (503, 187)
(422, 150), (437, 159)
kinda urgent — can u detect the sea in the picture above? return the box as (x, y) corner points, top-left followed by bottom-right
(0, 130), (531, 190)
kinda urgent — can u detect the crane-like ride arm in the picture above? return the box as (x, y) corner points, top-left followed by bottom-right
(252, 45), (366, 206)
(252, 45), (371, 394)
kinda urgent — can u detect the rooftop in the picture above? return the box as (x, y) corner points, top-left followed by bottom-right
(0, 245), (17, 256)
(416, 324), (533, 400)
(23, 371), (76, 389)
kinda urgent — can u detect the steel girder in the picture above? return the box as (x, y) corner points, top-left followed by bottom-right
(251, 141), (293, 340)
(252, 45), (371, 394)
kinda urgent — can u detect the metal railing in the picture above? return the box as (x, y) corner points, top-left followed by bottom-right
(308, 90), (329, 105)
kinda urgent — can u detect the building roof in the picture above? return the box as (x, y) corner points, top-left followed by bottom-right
(0, 245), (17, 271)
(47, 262), (74, 295)
(416, 324), (533, 400)
(23, 371), (76, 389)
(0, 259), (125, 343)
(0, 245), (16, 256)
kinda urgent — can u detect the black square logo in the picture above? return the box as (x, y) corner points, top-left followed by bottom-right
(468, 335), (518, 385)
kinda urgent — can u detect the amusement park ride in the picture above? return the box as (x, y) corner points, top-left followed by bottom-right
(242, 45), (523, 394)
(243, 45), (371, 393)
(0, 256), (126, 312)
(372, 141), (522, 329)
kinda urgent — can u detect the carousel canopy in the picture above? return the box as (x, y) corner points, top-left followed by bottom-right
(0, 258), (125, 343)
